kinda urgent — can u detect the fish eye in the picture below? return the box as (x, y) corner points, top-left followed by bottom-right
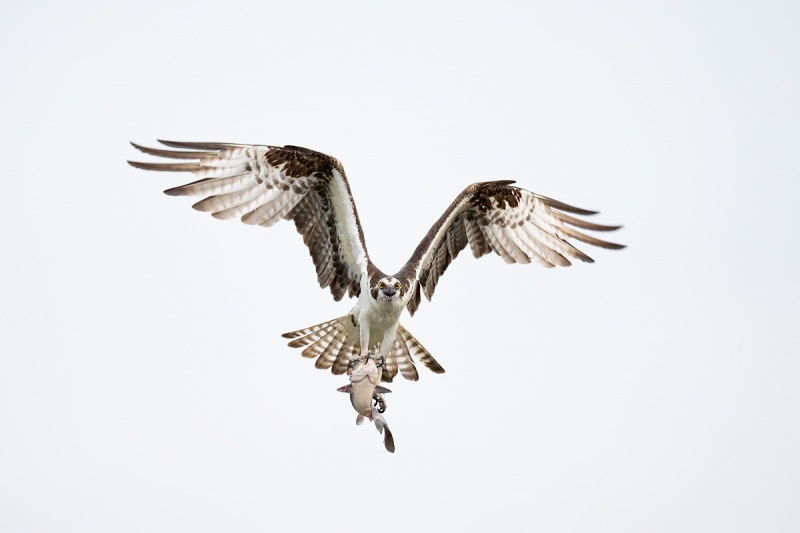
(394, 282), (401, 290)
(378, 282), (385, 289)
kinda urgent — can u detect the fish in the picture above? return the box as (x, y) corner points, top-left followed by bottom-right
(337, 356), (396, 453)
(357, 405), (395, 454)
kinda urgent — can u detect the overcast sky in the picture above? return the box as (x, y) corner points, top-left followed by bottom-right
(2, 1), (799, 532)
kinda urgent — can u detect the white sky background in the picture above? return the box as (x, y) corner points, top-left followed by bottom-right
(1, 1), (799, 531)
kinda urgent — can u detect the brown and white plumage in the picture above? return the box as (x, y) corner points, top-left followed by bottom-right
(129, 140), (624, 382)
(130, 140), (368, 301)
(396, 181), (625, 316)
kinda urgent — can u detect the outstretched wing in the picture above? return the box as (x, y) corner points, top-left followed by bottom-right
(398, 181), (625, 316)
(128, 141), (370, 301)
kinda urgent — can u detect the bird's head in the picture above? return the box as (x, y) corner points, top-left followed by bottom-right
(371, 276), (403, 302)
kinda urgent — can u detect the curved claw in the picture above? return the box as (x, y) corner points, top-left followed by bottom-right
(373, 393), (387, 413)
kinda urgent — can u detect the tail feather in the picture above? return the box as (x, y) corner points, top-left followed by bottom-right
(284, 319), (341, 349)
(380, 346), (399, 383)
(301, 325), (342, 359)
(313, 328), (348, 370)
(283, 316), (445, 380)
(284, 317), (359, 376)
(281, 317), (342, 340)
(397, 325), (445, 374)
(389, 335), (419, 382)
(333, 343), (358, 375)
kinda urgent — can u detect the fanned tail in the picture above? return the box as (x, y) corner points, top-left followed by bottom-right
(282, 317), (445, 382)
(396, 324), (445, 375)
(282, 316), (361, 375)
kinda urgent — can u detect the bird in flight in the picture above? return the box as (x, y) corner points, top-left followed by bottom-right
(129, 140), (624, 382)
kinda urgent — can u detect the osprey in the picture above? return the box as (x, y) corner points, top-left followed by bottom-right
(129, 141), (624, 382)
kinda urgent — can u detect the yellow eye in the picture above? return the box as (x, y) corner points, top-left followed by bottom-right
(378, 282), (385, 289)
(394, 282), (401, 290)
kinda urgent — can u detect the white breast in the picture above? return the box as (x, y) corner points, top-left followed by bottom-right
(354, 291), (404, 346)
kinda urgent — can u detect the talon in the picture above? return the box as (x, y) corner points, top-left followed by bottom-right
(373, 393), (387, 413)
(375, 355), (385, 369)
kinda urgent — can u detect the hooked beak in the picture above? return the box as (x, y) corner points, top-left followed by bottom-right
(382, 287), (396, 298)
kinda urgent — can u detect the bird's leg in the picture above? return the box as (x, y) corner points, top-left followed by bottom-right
(347, 354), (370, 369)
(373, 325), (398, 366)
(349, 323), (372, 368)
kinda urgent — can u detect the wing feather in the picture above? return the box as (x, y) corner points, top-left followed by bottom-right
(211, 190), (273, 221)
(129, 141), (370, 301)
(243, 189), (305, 227)
(191, 185), (266, 214)
(558, 225), (627, 250)
(398, 181), (625, 316)
(164, 173), (251, 197)
(518, 224), (572, 267)
(464, 217), (491, 258)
